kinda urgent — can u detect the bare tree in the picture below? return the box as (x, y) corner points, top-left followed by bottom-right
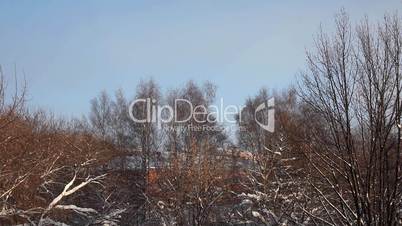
(234, 89), (315, 225)
(164, 80), (226, 154)
(0, 73), (123, 225)
(144, 141), (229, 226)
(299, 10), (402, 225)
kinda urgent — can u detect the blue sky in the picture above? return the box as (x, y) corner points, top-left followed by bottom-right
(0, 0), (400, 117)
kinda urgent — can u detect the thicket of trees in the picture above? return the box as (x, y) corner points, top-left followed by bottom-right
(0, 11), (401, 226)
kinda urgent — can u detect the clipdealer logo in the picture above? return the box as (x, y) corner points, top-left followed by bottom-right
(254, 98), (275, 132)
(128, 98), (275, 132)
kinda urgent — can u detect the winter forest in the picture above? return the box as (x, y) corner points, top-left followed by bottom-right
(1, 8), (402, 226)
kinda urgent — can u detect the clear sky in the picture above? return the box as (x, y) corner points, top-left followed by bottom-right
(0, 0), (401, 117)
